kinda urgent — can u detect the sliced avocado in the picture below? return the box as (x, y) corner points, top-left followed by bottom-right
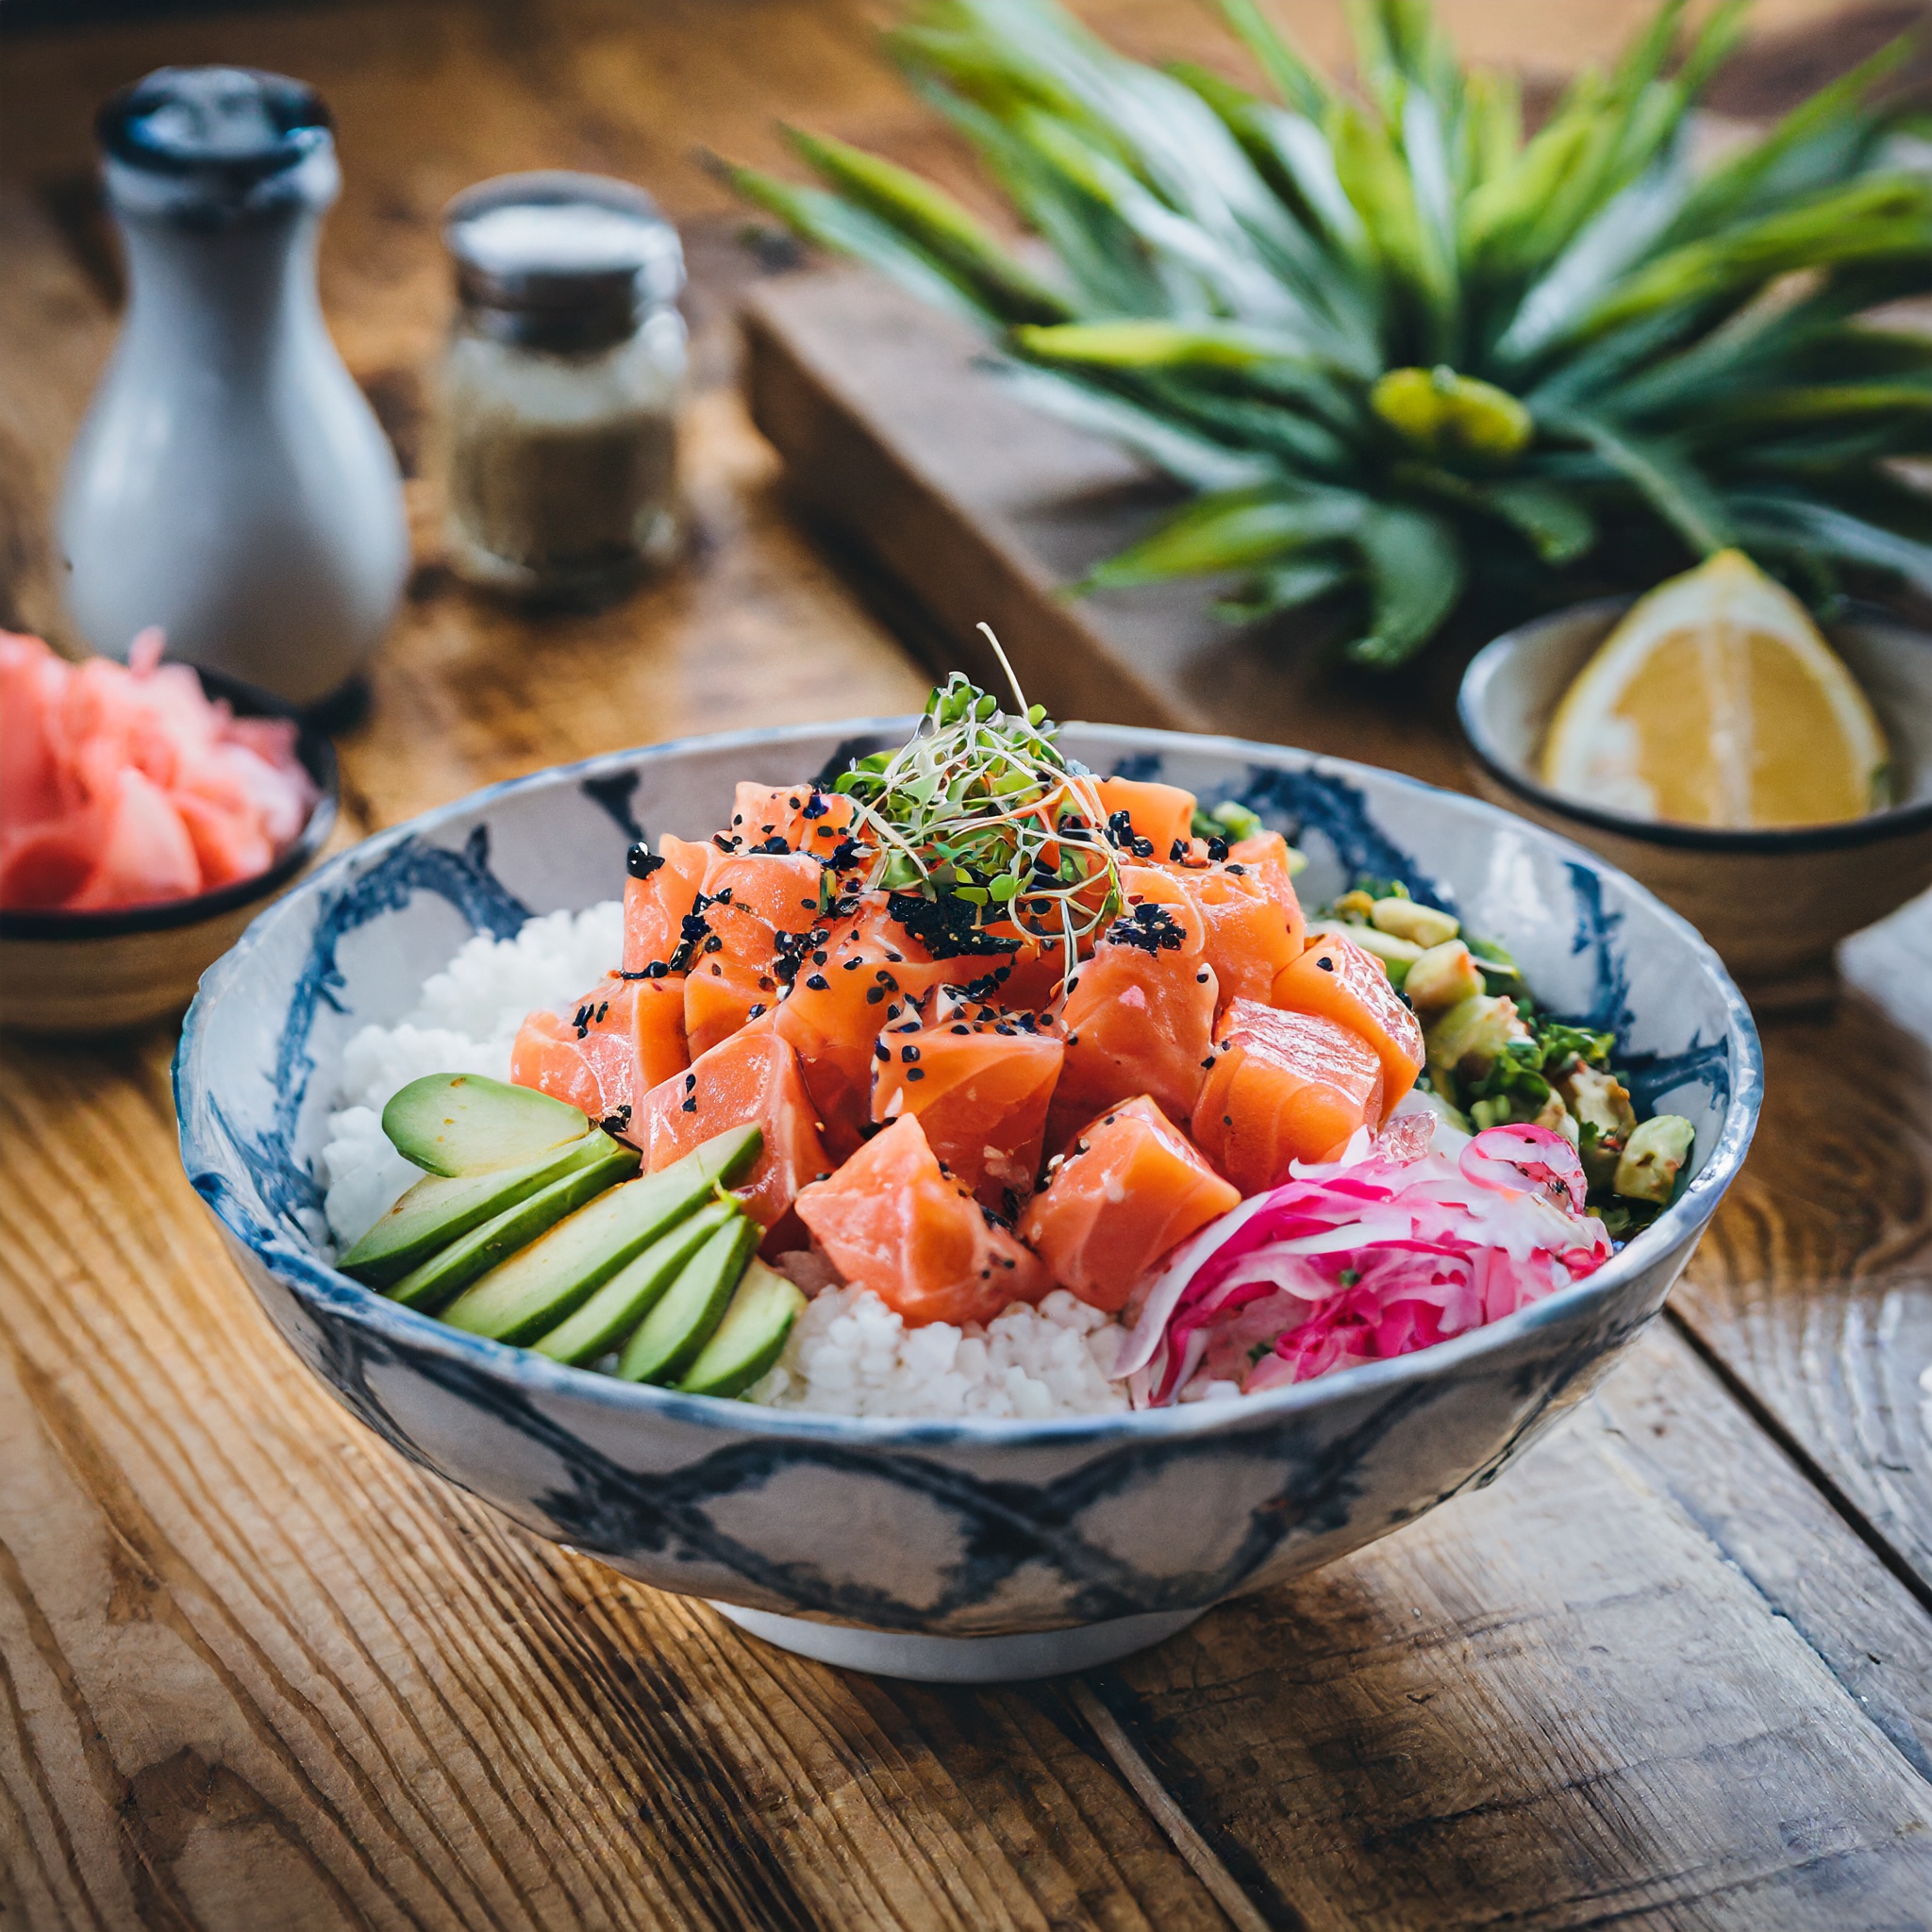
(676, 1260), (807, 1399)
(341, 1132), (622, 1287)
(618, 1215), (758, 1385)
(439, 1125), (764, 1345)
(532, 1199), (739, 1365)
(387, 1142), (639, 1311)
(384, 1073), (591, 1177)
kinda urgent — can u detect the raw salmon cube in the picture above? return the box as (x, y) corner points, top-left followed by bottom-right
(871, 1009), (1064, 1208)
(796, 1113), (1050, 1327)
(683, 959), (774, 1058)
(621, 834), (711, 974)
(638, 1026), (831, 1247)
(1172, 864), (1303, 1015)
(1191, 1000), (1385, 1191)
(1227, 832), (1307, 945)
(510, 974), (689, 1142)
(727, 781), (858, 860)
(1048, 867), (1218, 1148)
(774, 894), (953, 1156)
(1270, 931), (1422, 1109)
(1095, 774), (1197, 859)
(1021, 1096), (1239, 1312)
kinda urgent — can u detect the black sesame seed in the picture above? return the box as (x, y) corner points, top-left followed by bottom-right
(805, 973), (830, 991)
(1316, 956), (1335, 973)
(907, 1066), (924, 1081)
(901, 1044), (920, 1062)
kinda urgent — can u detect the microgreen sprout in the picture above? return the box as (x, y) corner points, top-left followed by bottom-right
(831, 626), (1122, 969)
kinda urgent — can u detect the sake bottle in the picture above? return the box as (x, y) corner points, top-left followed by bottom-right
(58, 67), (407, 708)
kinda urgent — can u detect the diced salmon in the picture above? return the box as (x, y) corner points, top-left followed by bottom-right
(1048, 867), (1218, 1149)
(1021, 1096), (1239, 1312)
(1191, 1000), (1385, 1190)
(1095, 774), (1197, 859)
(689, 846), (824, 1044)
(703, 847), (825, 934)
(621, 834), (711, 974)
(1171, 864), (1303, 1016)
(976, 929), (1070, 1008)
(1269, 931), (1422, 1112)
(726, 781), (858, 860)
(774, 894), (953, 1156)
(795, 1113), (1050, 1326)
(872, 1008), (1063, 1208)
(1228, 832), (1307, 947)
(510, 974), (689, 1141)
(683, 959), (773, 1058)
(638, 1025), (831, 1248)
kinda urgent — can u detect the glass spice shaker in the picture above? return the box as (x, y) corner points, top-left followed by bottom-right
(439, 172), (686, 603)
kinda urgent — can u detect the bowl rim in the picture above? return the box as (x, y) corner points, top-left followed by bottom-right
(0, 663), (341, 941)
(1457, 596), (1932, 856)
(176, 715), (1764, 1449)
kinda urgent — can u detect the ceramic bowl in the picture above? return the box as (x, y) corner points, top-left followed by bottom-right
(0, 668), (339, 1036)
(1458, 600), (1932, 1009)
(175, 721), (1761, 1683)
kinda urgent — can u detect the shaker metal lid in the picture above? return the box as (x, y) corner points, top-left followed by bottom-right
(100, 68), (333, 190)
(443, 172), (685, 341)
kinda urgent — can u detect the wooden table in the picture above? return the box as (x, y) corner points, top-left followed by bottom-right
(5, 4), (1932, 1926)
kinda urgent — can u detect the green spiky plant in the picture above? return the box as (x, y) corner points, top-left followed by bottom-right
(724, 0), (1932, 667)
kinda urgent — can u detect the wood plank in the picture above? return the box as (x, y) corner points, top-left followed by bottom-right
(1670, 896), (1932, 1597)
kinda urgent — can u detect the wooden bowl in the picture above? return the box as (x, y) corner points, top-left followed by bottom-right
(1457, 599), (1932, 1010)
(0, 669), (339, 1036)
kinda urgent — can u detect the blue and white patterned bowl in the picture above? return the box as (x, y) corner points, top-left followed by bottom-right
(175, 721), (1761, 1681)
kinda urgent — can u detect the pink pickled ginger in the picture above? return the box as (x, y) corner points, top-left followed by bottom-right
(1119, 1117), (1612, 1406)
(0, 630), (317, 912)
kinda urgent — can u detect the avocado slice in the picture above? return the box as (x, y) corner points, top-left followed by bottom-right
(439, 1125), (764, 1345)
(676, 1260), (807, 1399)
(618, 1213), (759, 1385)
(387, 1141), (639, 1311)
(384, 1073), (592, 1177)
(532, 1198), (739, 1365)
(341, 1131), (622, 1287)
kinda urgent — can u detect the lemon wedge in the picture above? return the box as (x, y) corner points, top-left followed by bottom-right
(1540, 550), (1887, 828)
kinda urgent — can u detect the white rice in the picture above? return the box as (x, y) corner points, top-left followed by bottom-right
(750, 1286), (1129, 1419)
(318, 902), (623, 1249)
(315, 903), (1140, 1419)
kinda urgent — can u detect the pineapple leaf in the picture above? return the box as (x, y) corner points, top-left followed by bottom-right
(729, 0), (1932, 667)
(1074, 484), (1365, 591)
(1214, 0), (1330, 120)
(1350, 505), (1465, 666)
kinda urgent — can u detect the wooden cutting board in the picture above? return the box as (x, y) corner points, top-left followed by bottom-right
(741, 269), (1474, 791)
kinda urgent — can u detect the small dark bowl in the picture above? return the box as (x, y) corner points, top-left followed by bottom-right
(0, 665), (339, 1035)
(1458, 599), (1932, 1008)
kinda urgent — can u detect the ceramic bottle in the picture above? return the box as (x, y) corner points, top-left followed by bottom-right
(58, 67), (407, 707)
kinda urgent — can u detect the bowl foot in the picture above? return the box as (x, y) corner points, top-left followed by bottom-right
(708, 1602), (1205, 1682)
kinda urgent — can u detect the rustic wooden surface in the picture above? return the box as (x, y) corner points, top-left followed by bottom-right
(5, 3), (1932, 1928)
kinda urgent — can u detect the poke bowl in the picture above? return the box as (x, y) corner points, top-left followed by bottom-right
(175, 712), (1760, 1682)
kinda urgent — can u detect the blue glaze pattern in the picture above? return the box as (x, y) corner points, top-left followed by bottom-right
(1234, 764), (1457, 914)
(177, 721), (1762, 1643)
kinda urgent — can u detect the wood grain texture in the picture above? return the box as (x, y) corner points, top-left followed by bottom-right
(5, 3), (1932, 1928)
(7, 1026), (1932, 1931)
